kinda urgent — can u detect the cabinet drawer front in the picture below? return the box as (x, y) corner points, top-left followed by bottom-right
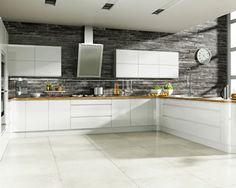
(71, 100), (111, 105)
(71, 105), (111, 117)
(71, 117), (111, 129)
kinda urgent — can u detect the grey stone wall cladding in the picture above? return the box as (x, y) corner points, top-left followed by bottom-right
(4, 16), (228, 97)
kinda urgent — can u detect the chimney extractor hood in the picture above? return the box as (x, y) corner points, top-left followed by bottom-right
(77, 26), (103, 77)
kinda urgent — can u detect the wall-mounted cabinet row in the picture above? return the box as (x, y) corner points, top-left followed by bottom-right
(116, 49), (179, 78)
(11, 99), (156, 132)
(7, 45), (62, 77)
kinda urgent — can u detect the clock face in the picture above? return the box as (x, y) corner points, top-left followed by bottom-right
(196, 48), (212, 64)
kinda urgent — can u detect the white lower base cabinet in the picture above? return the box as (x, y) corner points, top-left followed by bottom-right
(12, 101), (26, 132)
(130, 99), (155, 126)
(71, 117), (111, 129)
(49, 100), (70, 130)
(112, 99), (131, 127)
(26, 101), (49, 131)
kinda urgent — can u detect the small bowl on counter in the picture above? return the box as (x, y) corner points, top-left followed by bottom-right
(30, 93), (41, 98)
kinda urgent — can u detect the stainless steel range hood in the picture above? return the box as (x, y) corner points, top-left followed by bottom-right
(77, 26), (103, 77)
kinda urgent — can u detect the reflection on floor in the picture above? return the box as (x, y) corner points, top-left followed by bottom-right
(0, 131), (235, 188)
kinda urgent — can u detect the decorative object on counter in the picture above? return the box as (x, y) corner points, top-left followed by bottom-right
(113, 81), (119, 96)
(231, 93), (236, 100)
(164, 83), (174, 96)
(195, 48), (212, 65)
(94, 87), (104, 96)
(151, 85), (162, 95)
(45, 81), (53, 91)
(55, 84), (64, 92)
(220, 85), (230, 100)
(30, 93), (41, 98)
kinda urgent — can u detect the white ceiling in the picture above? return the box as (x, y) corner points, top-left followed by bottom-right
(0, 0), (236, 33)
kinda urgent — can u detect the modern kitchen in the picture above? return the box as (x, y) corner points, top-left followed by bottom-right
(1, 0), (236, 187)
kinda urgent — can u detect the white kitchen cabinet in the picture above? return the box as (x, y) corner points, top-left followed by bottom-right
(112, 99), (131, 127)
(26, 101), (49, 131)
(35, 61), (61, 77)
(116, 49), (179, 78)
(159, 65), (178, 78)
(71, 117), (111, 129)
(116, 50), (139, 64)
(0, 18), (8, 53)
(7, 45), (62, 77)
(35, 46), (61, 77)
(12, 101), (26, 132)
(49, 100), (70, 130)
(138, 65), (159, 78)
(139, 51), (159, 65)
(35, 46), (61, 62)
(159, 52), (179, 66)
(8, 45), (35, 61)
(116, 64), (139, 78)
(71, 105), (111, 117)
(8, 60), (35, 76)
(131, 99), (155, 126)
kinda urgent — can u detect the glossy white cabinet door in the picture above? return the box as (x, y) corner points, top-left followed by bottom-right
(71, 117), (111, 129)
(159, 65), (178, 78)
(8, 60), (35, 76)
(112, 99), (131, 127)
(139, 51), (159, 65)
(7, 45), (35, 61)
(71, 104), (111, 117)
(35, 46), (61, 77)
(12, 101), (26, 132)
(49, 100), (70, 130)
(116, 50), (139, 64)
(34, 61), (61, 77)
(116, 64), (139, 78)
(0, 19), (3, 45)
(131, 99), (155, 126)
(35, 46), (61, 62)
(138, 65), (159, 78)
(26, 101), (49, 131)
(159, 52), (179, 66)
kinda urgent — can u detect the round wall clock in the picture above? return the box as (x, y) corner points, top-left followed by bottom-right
(195, 48), (212, 65)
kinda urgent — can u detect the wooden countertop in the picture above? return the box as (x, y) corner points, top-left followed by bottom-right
(8, 95), (236, 103)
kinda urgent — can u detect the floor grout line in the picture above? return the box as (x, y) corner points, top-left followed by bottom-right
(47, 136), (65, 188)
(86, 134), (142, 188)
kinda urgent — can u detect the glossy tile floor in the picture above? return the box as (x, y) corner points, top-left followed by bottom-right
(0, 131), (236, 188)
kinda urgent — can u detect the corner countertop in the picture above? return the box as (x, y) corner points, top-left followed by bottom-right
(8, 95), (236, 103)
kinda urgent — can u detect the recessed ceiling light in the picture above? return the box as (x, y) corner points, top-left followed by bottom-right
(102, 3), (114, 10)
(45, 0), (57, 6)
(152, 0), (182, 15)
(152, 9), (165, 15)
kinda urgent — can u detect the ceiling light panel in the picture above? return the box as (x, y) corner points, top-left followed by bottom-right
(45, 0), (57, 6)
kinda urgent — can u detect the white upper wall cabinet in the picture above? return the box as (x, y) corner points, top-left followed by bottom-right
(116, 49), (179, 78)
(116, 50), (139, 64)
(35, 46), (61, 62)
(0, 18), (8, 53)
(7, 45), (62, 77)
